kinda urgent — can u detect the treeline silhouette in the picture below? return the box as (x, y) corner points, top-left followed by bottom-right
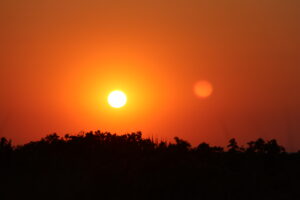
(0, 131), (300, 200)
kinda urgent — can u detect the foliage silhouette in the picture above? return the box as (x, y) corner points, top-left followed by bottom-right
(0, 131), (298, 200)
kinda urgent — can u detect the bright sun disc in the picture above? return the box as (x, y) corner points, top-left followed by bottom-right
(108, 90), (127, 108)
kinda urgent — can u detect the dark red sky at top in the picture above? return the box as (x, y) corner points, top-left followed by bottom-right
(0, 0), (300, 151)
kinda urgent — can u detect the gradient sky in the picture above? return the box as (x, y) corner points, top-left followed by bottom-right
(0, 0), (300, 150)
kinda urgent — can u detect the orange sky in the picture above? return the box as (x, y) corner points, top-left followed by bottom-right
(0, 0), (300, 151)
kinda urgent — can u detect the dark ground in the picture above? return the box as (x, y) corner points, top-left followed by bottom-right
(0, 131), (299, 200)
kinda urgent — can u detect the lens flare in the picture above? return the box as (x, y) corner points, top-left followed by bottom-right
(194, 80), (213, 98)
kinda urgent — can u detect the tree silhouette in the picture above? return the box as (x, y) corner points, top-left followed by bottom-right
(264, 139), (285, 154)
(169, 137), (191, 152)
(197, 142), (211, 153)
(0, 137), (12, 160)
(0, 131), (298, 200)
(227, 138), (240, 153)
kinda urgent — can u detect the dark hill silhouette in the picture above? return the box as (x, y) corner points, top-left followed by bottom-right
(0, 131), (299, 200)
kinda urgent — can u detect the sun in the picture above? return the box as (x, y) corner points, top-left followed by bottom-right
(108, 90), (127, 108)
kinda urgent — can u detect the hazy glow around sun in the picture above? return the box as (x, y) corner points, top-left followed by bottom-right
(108, 90), (127, 108)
